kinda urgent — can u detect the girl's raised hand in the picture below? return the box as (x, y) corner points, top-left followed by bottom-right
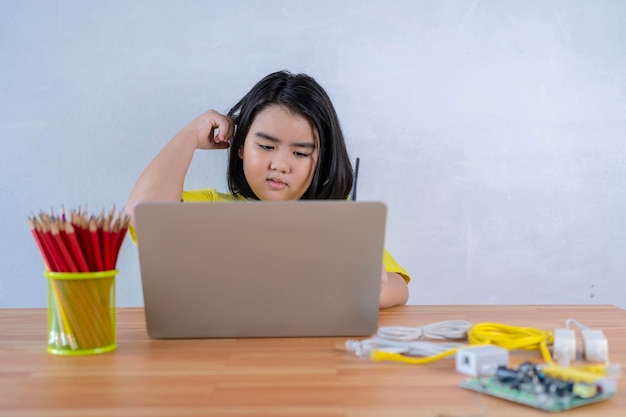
(187, 109), (234, 150)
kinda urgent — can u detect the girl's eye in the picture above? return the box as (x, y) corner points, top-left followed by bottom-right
(294, 151), (310, 158)
(259, 144), (274, 151)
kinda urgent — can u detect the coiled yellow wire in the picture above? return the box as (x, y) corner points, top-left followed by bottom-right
(468, 322), (554, 363)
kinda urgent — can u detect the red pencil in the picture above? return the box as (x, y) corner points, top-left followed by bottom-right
(65, 223), (90, 273)
(72, 211), (96, 271)
(100, 214), (111, 271)
(89, 217), (104, 272)
(50, 221), (78, 273)
(111, 212), (128, 268)
(40, 218), (70, 272)
(28, 217), (55, 271)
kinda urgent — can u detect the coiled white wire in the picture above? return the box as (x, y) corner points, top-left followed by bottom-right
(345, 320), (473, 358)
(345, 336), (464, 358)
(377, 319), (473, 341)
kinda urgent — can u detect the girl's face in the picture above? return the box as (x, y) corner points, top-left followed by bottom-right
(238, 105), (319, 201)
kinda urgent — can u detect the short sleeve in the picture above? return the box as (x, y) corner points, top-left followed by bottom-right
(128, 223), (138, 245)
(183, 189), (217, 202)
(383, 249), (410, 283)
(182, 189), (242, 202)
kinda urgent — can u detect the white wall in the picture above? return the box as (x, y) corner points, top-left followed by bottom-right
(2, 0), (625, 308)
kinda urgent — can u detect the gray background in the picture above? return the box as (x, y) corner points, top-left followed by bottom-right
(1, 0), (625, 308)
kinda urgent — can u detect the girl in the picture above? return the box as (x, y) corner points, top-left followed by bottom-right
(125, 71), (409, 309)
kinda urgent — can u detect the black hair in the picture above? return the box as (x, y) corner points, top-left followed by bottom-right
(227, 70), (353, 200)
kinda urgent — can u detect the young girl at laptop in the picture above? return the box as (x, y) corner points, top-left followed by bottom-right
(125, 71), (409, 309)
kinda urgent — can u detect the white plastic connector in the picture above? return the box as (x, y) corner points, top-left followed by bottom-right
(595, 378), (618, 395)
(605, 363), (622, 377)
(553, 328), (576, 366)
(455, 345), (509, 377)
(582, 329), (609, 362)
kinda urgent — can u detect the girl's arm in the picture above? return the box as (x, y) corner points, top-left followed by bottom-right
(125, 110), (233, 227)
(379, 267), (409, 309)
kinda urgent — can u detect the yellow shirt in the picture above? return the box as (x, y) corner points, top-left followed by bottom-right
(130, 188), (410, 283)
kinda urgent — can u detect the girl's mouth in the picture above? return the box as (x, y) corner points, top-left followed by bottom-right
(267, 178), (287, 189)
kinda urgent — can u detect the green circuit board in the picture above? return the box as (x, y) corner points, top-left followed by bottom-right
(460, 363), (615, 412)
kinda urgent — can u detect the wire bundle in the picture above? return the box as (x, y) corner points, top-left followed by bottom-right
(348, 319), (617, 384)
(345, 320), (556, 366)
(377, 319), (472, 341)
(27, 206), (129, 353)
(344, 320), (473, 364)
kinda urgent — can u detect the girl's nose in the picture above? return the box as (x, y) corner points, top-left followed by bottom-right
(270, 152), (290, 172)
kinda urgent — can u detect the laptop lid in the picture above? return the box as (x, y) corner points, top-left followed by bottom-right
(134, 201), (386, 339)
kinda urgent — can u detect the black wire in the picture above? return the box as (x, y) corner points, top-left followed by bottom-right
(351, 157), (360, 202)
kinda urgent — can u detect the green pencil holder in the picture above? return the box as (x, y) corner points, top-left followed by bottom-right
(45, 270), (117, 355)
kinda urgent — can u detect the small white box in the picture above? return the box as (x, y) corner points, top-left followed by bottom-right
(456, 345), (509, 377)
(582, 329), (609, 362)
(553, 328), (576, 362)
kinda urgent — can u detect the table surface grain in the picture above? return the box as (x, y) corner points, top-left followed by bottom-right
(1, 305), (625, 417)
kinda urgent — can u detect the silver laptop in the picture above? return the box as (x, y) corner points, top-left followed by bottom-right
(133, 201), (387, 339)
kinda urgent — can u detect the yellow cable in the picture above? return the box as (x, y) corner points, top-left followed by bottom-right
(468, 322), (554, 363)
(371, 346), (459, 364)
(542, 363), (606, 383)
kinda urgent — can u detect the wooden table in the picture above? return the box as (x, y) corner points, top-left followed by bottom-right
(1, 305), (625, 416)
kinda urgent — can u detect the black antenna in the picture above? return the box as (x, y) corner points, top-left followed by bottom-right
(351, 157), (360, 201)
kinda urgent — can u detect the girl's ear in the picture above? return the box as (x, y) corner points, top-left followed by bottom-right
(238, 145), (244, 159)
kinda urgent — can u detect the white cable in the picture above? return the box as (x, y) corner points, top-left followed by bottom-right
(376, 319), (473, 341)
(565, 318), (589, 331)
(345, 335), (463, 358)
(345, 320), (472, 358)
